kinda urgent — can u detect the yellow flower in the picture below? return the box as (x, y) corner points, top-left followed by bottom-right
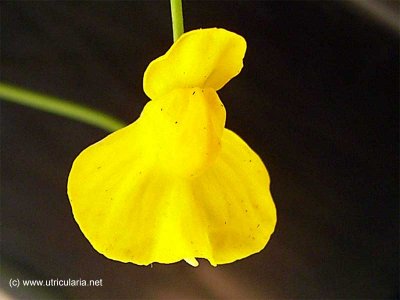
(67, 28), (276, 267)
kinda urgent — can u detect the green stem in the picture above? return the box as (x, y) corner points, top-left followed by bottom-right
(170, 0), (184, 42)
(0, 82), (126, 132)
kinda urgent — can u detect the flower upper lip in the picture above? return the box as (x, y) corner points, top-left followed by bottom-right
(143, 28), (247, 99)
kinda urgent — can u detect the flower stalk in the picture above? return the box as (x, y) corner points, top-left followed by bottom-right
(170, 0), (184, 41)
(0, 82), (126, 132)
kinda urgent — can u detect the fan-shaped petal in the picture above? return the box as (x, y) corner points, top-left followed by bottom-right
(68, 125), (275, 266)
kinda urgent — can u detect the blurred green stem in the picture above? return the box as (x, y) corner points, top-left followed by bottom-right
(170, 0), (184, 41)
(0, 82), (126, 132)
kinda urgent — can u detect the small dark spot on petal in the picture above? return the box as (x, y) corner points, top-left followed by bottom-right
(257, 224), (260, 228)
(192, 91), (196, 95)
(175, 121), (178, 124)
(249, 160), (252, 162)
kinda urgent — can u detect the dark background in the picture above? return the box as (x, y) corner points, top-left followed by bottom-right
(1, 1), (398, 299)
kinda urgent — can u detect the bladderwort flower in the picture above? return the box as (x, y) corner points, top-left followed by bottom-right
(67, 28), (276, 267)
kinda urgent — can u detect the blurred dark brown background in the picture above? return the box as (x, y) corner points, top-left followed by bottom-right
(1, 1), (399, 299)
